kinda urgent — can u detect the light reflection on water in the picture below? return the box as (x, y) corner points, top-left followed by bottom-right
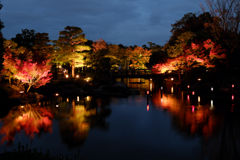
(0, 78), (240, 159)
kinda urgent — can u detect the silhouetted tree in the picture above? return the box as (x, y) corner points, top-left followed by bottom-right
(12, 29), (36, 49)
(0, 2), (4, 71)
(200, 0), (240, 69)
(168, 12), (213, 46)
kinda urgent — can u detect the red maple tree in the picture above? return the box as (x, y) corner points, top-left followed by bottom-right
(14, 52), (52, 92)
(2, 47), (52, 92)
(152, 39), (226, 81)
(91, 39), (107, 52)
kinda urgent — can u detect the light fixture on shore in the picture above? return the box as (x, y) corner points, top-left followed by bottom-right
(20, 91), (24, 98)
(84, 77), (91, 82)
(210, 100), (214, 110)
(76, 75), (79, 78)
(86, 96), (90, 101)
(66, 75), (69, 78)
(171, 78), (174, 81)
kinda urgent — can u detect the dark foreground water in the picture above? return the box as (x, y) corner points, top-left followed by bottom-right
(0, 78), (240, 160)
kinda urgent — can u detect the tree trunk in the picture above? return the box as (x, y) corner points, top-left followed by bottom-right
(178, 70), (181, 83)
(72, 61), (75, 78)
(72, 100), (75, 117)
(17, 80), (21, 87)
(26, 85), (32, 93)
(55, 66), (58, 80)
(8, 77), (11, 86)
(126, 59), (129, 69)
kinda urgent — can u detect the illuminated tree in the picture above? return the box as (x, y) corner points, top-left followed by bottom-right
(90, 39), (109, 68)
(167, 31), (195, 57)
(1, 40), (18, 85)
(14, 52), (52, 92)
(92, 39), (107, 52)
(126, 46), (152, 69)
(153, 39), (226, 82)
(53, 26), (91, 77)
(1, 40), (52, 92)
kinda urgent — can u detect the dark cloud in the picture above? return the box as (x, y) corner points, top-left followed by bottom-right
(1, 0), (207, 46)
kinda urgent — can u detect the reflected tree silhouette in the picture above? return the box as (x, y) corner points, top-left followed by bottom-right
(0, 104), (53, 146)
(57, 96), (111, 148)
(152, 87), (240, 159)
(152, 88), (224, 138)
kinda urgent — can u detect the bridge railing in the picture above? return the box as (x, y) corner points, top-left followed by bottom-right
(111, 69), (153, 75)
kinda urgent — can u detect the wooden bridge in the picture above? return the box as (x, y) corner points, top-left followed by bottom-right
(111, 69), (164, 78)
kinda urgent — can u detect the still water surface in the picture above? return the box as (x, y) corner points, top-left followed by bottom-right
(0, 78), (240, 160)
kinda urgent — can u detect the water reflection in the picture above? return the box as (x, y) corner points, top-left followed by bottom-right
(202, 113), (240, 160)
(152, 89), (224, 138)
(0, 95), (111, 148)
(1, 78), (240, 159)
(121, 78), (152, 94)
(54, 96), (111, 148)
(150, 86), (240, 159)
(0, 104), (53, 146)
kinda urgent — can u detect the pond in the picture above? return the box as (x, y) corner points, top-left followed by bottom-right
(0, 78), (240, 160)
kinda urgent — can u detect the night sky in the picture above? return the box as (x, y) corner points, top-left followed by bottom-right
(1, 0), (207, 46)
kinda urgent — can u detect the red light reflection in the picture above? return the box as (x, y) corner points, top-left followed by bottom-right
(152, 89), (224, 139)
(191, 105), (195, 113)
